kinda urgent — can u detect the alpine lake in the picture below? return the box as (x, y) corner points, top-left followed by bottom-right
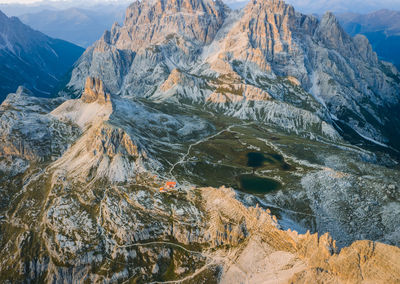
(236, 152), (289, 195)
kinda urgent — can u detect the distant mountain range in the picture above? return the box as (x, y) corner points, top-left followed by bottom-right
(19, 7), (126, 48)
(0, 10), (84, 102)
(225, 0), (400, 13)
(0, 0), (132, 17)
(337, 9), (400, 69)
(270, 0), (400, 14)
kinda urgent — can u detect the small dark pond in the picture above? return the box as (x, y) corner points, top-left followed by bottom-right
(237, 174), (281, 194)
(247, 152), (267, 167)
(246, 152), (291, 170)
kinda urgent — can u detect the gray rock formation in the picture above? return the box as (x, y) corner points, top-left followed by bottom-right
(0, 87), (79, 163)
(67, 0), (400, 150)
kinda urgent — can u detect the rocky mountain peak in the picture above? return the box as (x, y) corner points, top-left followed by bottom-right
(81, 77), (111, 104)
(211, 0), (296, 72)
(68, 0), (400, 150)
(248, 0), (292, 12)
(110, 0), (228, 50)
(321, 11), (338, 24)
(315, 11), (351, 49)
(244, 0), (296, 24)
(0, 10), (19, 26)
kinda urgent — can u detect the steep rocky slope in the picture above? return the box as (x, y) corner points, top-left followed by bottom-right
(206, 2), (400, 148)
(67, 0), (400, 151)
(0, 10), (84, 103)
(0, 87), (79, 164)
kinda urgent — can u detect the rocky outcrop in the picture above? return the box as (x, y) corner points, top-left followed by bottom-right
(50, 122), (147, 182)
(337, 10), (400, 70)
(207, 84), (271, 103)
(0, 87), (79, 162)
(51, 78), (153, 182)
(159, 69), (185, 92)
(201, 186), (400, 284)
(81, 77), (111, 104)
(301, 167), (400, 248)
(292, 238), (400, 283)
(52, 88), (113, 130)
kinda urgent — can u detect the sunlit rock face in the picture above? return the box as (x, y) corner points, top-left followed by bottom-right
(118, 0), (228, 49)
(207, 0), (400, 148)
(68, 0), (400, 149)
(81, 77), (111, 104)
(68, 0), (229, 97)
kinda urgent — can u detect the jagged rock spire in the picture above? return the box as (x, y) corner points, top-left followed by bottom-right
(81, 77), (111, 104)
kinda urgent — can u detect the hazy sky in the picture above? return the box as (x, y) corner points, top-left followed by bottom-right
(0, 0), (68, 2)
(0, 0), (130, 3)
(0, 0), (399, 14)
(284, 0), (400, 13)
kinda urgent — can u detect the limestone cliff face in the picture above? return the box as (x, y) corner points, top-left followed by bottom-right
(50, 122), (147, 182)
(117, 0), (228, 50)
(207, 84), (271, 103)
(93, 125), (140, 159)
(159, 68), (186, 92)
(68, 0), (228, 96)
(67, 0), (400, 149)
(207, 0), (400, 146)
(214, 0), (299, 72)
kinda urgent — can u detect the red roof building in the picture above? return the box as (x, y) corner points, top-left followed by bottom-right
(165, 181), (177, 189)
